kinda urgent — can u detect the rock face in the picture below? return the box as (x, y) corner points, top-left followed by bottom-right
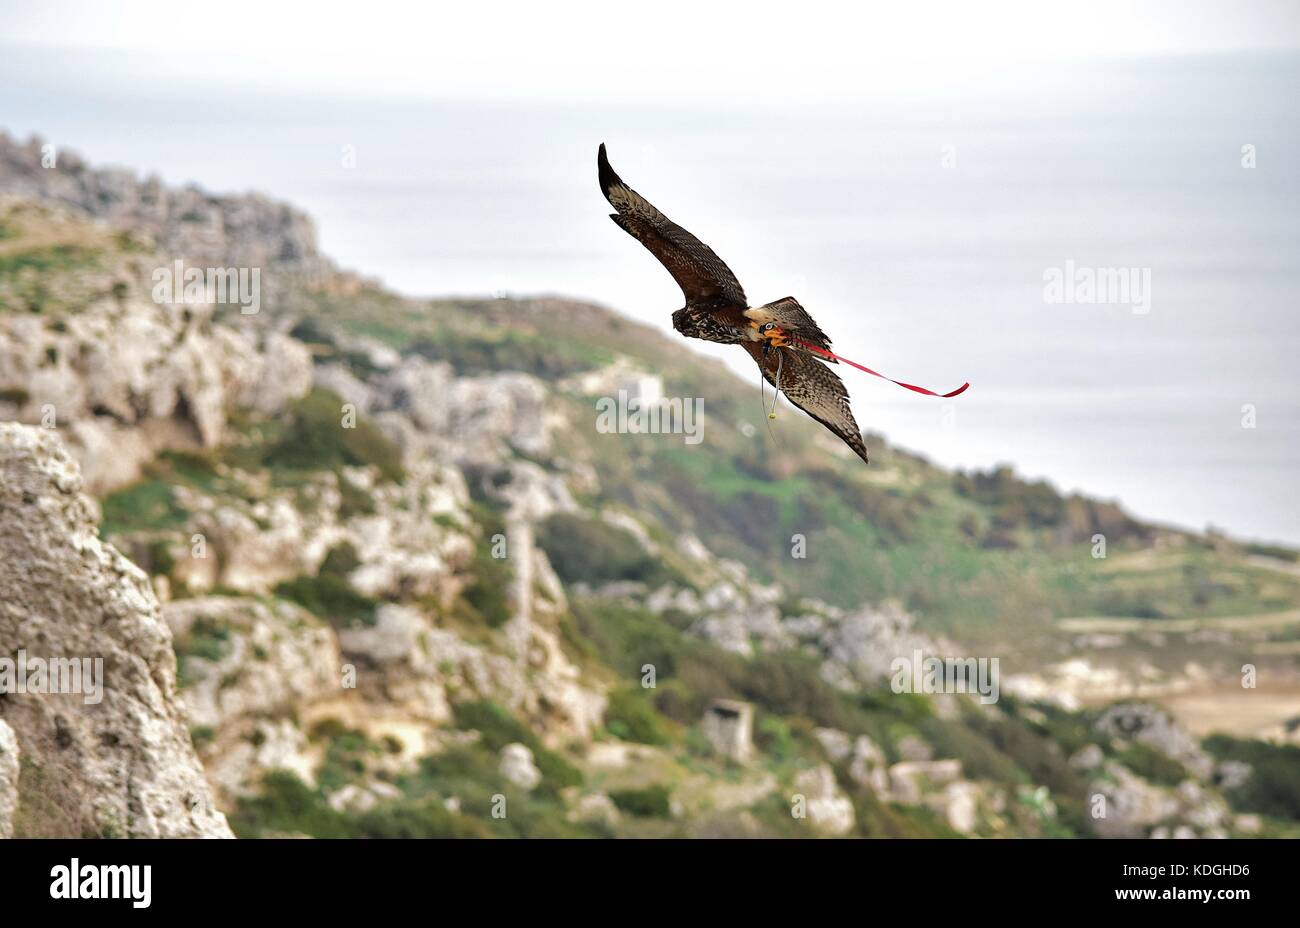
(0, 720), (17, 838)
(0, 424), (231, 837)
(0, 267), (313, 495)
(164, 597), (341, 731)
(1088, 761), (1231, 839)
(793, 764), (856, 836)
(1094, 702), (1213, 779)
(0, 132), (334, 286)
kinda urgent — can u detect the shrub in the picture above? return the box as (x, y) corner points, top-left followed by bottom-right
(608, 785), (672, 819)
(458, 505), (512, 629)
(570, 599), (694, 684)
(274, 573), (378, 629)
(537, 513), (676, 586)
(316, 726), (381, 793)
(754, 715), (796, 762)
(408, 331), (608, 379)
(319, 541), (361, 577)
(1114, 742), (1189, 787)
(144, 538), (177, 578)
(451, 700), (582, 795)
(954, 465), (1065, 529)
(350, 800), (490, 838)
(1205, 735), (1300, 821)
(229, 770), (352, 838)
(604, 688), (672, 745)
(264, 388), (404, 483)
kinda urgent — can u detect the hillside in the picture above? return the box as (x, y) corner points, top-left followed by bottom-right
(1, 132), (1297, 839)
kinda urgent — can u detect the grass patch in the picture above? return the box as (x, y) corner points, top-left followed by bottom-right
(0, 244), (100, 278)
(99, 479), (188, 537)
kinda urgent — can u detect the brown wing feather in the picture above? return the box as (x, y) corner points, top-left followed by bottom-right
(742, 342), (869, 464)
(598, 144), (747, 306)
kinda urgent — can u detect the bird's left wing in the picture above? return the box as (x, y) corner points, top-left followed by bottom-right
(598, 143), (747, 306)
(742, 341), (870, 464)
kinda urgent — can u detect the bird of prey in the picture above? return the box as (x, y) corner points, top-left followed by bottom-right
(597, 143), (870, 464)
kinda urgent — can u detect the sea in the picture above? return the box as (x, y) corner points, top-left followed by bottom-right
(2, 49), (1296, 543)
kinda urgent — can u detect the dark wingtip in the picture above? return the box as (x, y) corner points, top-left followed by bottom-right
(597, 142), (619, 200)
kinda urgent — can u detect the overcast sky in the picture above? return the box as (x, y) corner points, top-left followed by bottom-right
(3, 0), (1299, 104)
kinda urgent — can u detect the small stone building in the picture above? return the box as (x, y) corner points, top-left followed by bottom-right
(701, 699), (754, 762)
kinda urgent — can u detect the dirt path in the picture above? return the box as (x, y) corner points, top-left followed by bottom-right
(1160, 685), (1300, 740)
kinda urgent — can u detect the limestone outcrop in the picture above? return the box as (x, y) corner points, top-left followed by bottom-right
(0, 423), (232, 836)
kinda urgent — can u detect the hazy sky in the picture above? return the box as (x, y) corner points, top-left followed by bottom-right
(4, 0), (1300, 103)
(2, 3), (1297, 544)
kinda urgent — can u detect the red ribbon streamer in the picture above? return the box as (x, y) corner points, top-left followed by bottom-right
(787, 336), (970, 398)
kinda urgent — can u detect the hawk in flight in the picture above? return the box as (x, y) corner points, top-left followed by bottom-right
(598, 143), (870, 464)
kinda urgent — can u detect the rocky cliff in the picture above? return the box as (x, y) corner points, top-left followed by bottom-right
(1, 134), (1297, 839)
(0, 423), (231, 837)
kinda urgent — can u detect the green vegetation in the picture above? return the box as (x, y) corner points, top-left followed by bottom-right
(229, 770), (352, 838)
(408, 330), (613, 379)
(451, 700), (581, 798)
(274, 573), (378, 629)
(0, 244), (100, 278)
(311, 723), (398, 794)
(538, 512), (683, 588)
(608, 784), (672, 818)
(99, 479), (188, 537)
(10, 196), (1290, 840)
(603, 688), (673, 745)
(455, 504), (512, 629)
(1206, 735), (1300, 822)
(1113, 742), (1190, 787)
(173, 616), (233, 687)
(262, 388), (405, 483)
(273, 538), (379, 629)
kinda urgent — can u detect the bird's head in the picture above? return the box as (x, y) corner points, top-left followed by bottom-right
(672, 306), (701, 336)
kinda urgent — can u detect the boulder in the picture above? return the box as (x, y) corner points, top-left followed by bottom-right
(0, 424), (231, 836)
(499, 743), (542, 791)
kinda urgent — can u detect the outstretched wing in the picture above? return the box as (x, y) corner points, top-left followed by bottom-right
(598, 143), (747, 306)
(744, 297), (835, 356)
(742, 342), (870, 464)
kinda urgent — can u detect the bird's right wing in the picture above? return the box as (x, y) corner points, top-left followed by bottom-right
(598, 143), (747, 306)
(742, 341), (870, 464)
